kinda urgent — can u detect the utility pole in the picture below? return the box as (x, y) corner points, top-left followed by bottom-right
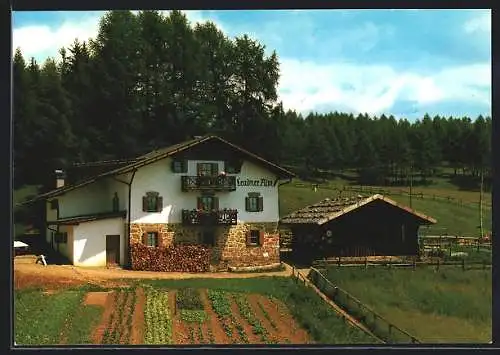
(409, 163), (413, 208)
(479, 168), (484, 240)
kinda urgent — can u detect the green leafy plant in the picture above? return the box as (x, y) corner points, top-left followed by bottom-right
(144, 288), (172, 344)
(233, 293), (268, 342)
(176, 288), (204, 310)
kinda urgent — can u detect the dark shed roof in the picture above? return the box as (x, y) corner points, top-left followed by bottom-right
(280, 194), (437, 226)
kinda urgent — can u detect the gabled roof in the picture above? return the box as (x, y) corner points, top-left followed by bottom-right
(280, 194), (437, 226)
(20, 135), (295, 205)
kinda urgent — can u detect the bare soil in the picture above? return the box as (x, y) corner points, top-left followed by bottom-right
(229, 295), (261, 344)
(258, 296), (310, 344)
(83, 292), (110, 307)
(92, 291), (117, 344)
(14, 260), (293, 291)
(200, 289), (230, 344)
(130, 288), (145, 345)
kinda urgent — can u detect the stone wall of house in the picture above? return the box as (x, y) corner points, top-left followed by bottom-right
(127, 222), (280, 270)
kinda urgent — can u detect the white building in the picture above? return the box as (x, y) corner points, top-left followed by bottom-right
(27, 135), (294, 270)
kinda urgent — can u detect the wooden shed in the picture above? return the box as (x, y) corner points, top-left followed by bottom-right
(280, 194), (436, 262)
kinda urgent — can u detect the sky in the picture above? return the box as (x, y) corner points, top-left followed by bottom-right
(12, 9), (491, 120)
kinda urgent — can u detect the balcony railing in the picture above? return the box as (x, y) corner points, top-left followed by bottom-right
(181, 209), (238, 226)
(181, 175), (236, 192)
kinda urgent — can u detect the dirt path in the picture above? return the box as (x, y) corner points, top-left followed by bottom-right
(130, 288), (145, 344)
(92, 291), (116, 344)
(14, 261), (293, 290)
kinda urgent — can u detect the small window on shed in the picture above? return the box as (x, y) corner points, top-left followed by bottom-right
(55, 232), (67, 244)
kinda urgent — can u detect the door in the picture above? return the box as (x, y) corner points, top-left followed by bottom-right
(106, 235), (120, 266)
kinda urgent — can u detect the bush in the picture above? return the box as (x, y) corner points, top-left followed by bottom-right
(130, 244), (211, 272)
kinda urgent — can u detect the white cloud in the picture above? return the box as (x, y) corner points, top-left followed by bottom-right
(12, 10), (222, 63)
(12, 14), (101, 62)
(278, 58), (490, 116)
(464, 11), (490, 34)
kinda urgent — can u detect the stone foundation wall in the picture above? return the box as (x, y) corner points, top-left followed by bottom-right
(127, 222), (280, 270)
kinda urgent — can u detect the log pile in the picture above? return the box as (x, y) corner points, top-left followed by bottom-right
(130, 244), (211, 272)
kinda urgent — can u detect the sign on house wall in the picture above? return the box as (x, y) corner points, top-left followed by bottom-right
(236, 177), (277, 187)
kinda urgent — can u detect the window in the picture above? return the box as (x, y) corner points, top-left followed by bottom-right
(172, 160), (187, 173)
(50, 199), (58, 210)
(246, 229), (263, 246)
(197, 162), (218, 177)
(146, 232), (159, 247)
(224, 160), (241, 174)
(55, 232), (68, 243)
(197, 195), (218, 211)
(245, 193), (263, 212)
(142, 192), (163, 212)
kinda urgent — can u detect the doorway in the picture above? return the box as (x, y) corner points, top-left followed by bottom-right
(106, 234), (120, 266)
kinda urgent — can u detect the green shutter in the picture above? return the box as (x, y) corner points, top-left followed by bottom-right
(157, 196), (163, 212)
(142, 196), (148, 212)
(245, 197), (250, 211)
(213, 197), (219, 210)
(182, 160), (188, 173)
(258, 197), (264, 211)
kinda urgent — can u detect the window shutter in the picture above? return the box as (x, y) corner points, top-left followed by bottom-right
(213, 197), (219, 210)
(258, 197), (264, 211)
(197, 197), (203, 210)
(171, 160), (177, 172)
(245, 197), (250, 211)
(157, 196), (163, 212)
(142, 196), (148, 212)
(259, 231), (265, 246)
(142, 232), (148, 245)
(211, 162), (219, 176)
(182, 160), (188, 173)
(246, 231), (252, 246)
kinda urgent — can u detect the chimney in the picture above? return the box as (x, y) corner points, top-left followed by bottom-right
(55, 169), (66, 188)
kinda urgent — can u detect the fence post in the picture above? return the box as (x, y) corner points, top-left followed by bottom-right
(413, 257), (416, 271)
(462, 258), (465, 271)
(338, 256), (341, 267)
(436, 259), (440, 272)
(365, 256), (368, 269)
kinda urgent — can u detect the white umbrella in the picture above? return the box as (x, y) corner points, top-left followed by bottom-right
(14, 241), (28, 248)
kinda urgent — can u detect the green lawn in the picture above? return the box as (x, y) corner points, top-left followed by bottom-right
(279, 179), (492, 237)
(322, 267), (491, 343)
(14, 289), (103, 345)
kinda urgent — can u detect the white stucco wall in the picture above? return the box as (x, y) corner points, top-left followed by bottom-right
(72, 217), (125, 267)
(57, 225), (74, 263)
(57, 181), (109, 218)
(130, 157), (280, 224)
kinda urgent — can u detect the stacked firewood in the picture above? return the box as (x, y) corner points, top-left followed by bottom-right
(130, 244), (211, 272)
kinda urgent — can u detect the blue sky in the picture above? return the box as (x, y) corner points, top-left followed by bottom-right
(12, 9), (491, 119)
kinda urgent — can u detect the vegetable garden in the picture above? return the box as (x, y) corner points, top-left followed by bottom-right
(15, 277), (376, 345)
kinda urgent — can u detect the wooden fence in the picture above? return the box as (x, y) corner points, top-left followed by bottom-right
(312, 256), (491, 271)
(308, 267), (420, 344)
(290, 181), (491, 210)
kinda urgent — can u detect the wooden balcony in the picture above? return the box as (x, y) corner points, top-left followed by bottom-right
(181, 209), (238, 226)
(181, 175), (236, 192)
